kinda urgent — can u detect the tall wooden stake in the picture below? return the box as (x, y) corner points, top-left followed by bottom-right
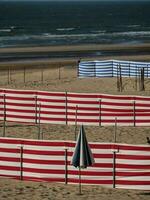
(141, 68), (145, 91)
(65, 148), (68, 184)
(119, 65), (122, 92)
(20, 146), (23, 180)
(135, 67), (137, 91)
(129, 63), (130, 77)
(117, 64), (120, 91)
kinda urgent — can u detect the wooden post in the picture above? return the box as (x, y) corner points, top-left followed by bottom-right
(64, 148), (68, 184)
(119, 65), (122, 92)
(129, 63), (130, 77)
(135, 67), (137, 91)
(20, 146), (23, 181)
(75, 105), (78, 141)
(117, 64), (120, 92)
(141, 68), (145, 91)
(3, 94), (6, 137)
(77, 59), (80, 77)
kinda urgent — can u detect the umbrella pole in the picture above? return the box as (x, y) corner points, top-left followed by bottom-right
(79, 167), (82, 195)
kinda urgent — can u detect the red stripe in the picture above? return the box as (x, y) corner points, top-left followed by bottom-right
(2, 102), (35, 107)
(0, 166), (20, 171)
(101, 94), (133, 100)
(22, 168), (65, 174)
(115, 164), (150, 169)
(0, 174), (20, 180)
(67, 93), (99, 98)
(23, 149), (66, 156)
(37, 98), (65, 103)
(23, 158), (65, 165)
(68, 170), (150, 177)
(116, 180), (150, 185)
(0, 109), (66, 115)
(0, 157), (65, 165)
(4, 90), (35, 95)
(0, 157), (20, 162)
(0, 138), (66, 146)
(116, 154), (150, 160)
(0, 148), (20, 153)
(135, 96), (150, 101)
(6, 96), (35, 101)
(37, 91), (65, 97)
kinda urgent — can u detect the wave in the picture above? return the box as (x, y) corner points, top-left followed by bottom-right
(1, 31), (150, 41)
(56, 28), (75, 31)
(1, 30), (150, 48)
(40, 31), (150, 39)
(127, 25), (141, 28)
(0, 28), (12, 33)
(113, 31), (150, 36)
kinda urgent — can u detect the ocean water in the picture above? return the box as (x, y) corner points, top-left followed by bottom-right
(0, 0), (150, 48)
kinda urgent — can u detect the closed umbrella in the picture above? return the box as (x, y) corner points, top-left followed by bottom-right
(71, 125), (95, 194)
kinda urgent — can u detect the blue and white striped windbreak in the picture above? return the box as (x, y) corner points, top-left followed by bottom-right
(71, 125), (95, 168)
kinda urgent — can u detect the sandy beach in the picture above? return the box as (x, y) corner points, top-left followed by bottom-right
(0, 43), (150, 200)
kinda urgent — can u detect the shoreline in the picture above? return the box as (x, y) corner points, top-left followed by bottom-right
(1, 43), (150, 67)
(1, 43), (150, 53)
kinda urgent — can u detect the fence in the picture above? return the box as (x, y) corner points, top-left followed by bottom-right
(1, 88), (150, 126)
(0, 64), (76, 85)
(78, 60), (150, 78)
(0, 137), (149, 190)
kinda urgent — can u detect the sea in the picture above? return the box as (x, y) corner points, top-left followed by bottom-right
(0, 0), (150, 48)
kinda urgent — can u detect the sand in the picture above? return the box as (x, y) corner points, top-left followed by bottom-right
(0, 44), (150, 199)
